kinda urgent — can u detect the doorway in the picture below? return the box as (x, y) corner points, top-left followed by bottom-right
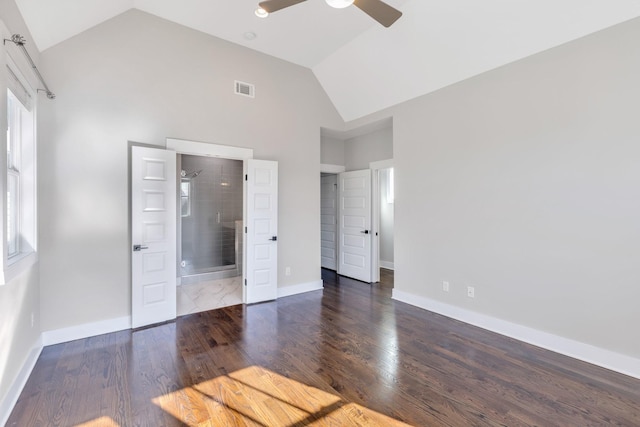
(131, 139), (279, 329)
(319, 165), (394, 284)
(177, 154), (244, 316)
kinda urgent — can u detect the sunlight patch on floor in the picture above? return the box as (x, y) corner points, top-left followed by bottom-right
(75, 416), (119, 426)
(152, 365), (411, 426)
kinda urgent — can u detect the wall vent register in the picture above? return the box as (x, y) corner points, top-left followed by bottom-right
(234, 80), (255, 98)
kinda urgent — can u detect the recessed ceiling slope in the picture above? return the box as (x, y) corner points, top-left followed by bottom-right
(313, 0), (640, 121)
(15, 0), (133, 51)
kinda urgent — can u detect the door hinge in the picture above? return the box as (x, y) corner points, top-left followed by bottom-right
(245, 174), (248, 181)
(245, 226), (247, 233)
(244, 279), (247, 286)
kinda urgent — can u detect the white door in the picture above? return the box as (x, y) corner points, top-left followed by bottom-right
(245, 159), (278, 303)
(321, 174), (338, 270)
(131, 146), (177, 328)
(338, 169), (372, 282)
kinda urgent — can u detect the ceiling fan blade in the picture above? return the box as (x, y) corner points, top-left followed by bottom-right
(259, 0), (307, 13)
(353, 0), (402, 27)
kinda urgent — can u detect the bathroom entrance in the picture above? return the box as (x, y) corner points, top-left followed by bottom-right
(177, 154), (244, 315)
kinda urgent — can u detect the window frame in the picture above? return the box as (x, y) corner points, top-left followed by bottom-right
(1, 55), (38, 284)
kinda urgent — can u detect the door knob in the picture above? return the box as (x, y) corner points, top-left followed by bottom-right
(269, 236), (278, 241)
(133, 244), (149, 251)
(360, 230), (369, 234)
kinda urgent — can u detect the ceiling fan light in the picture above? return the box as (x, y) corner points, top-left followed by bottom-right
(255, 7), (269, 18)
(325, 0), (354, 9)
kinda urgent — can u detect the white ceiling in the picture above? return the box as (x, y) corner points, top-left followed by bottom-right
(14, 0), (640, 122)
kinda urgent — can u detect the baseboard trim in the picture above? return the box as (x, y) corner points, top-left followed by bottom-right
(42, 316), (132, 346)
(379, 261), (394, 270)
(0, 336), (43, 426)
(392, 289), (640, 380)
(278, 280), (323, 298)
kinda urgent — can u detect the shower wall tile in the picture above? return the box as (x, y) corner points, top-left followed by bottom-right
(181, 155), (243, 275)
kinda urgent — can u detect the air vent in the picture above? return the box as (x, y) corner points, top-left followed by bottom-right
(234, 80), (255, 98)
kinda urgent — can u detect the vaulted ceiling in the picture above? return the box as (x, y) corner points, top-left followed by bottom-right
(14, 0), (640, 121)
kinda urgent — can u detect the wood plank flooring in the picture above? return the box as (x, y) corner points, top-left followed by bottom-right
(7, 269), (640, 426)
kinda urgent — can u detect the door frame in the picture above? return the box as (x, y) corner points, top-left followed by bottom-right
(166, 138), (254, 304)
(370, 159), (394, 283)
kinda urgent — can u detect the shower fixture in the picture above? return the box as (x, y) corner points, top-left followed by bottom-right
(181, 169), (203, 179)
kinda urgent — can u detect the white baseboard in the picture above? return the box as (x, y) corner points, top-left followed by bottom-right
(0, 336), (43, 426)
(392, 289), (640, 380)
(278, 280), (323, 298)
(42, 316), (132, 346)
(379, 261), (394, 270)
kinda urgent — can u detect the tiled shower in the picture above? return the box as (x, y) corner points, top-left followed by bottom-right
(178, 154), (243, 315)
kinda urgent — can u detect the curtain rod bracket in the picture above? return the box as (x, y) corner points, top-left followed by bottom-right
(4, 33), (55, 100)
(37, 89), (56, 99)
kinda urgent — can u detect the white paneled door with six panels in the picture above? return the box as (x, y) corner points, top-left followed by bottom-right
(338, 169), (372, 283)
(131, 146), (177, 328)
(321, 174), (338, 270)
(245, 159), (279, 304)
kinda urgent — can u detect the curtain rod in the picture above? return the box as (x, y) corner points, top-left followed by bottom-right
(4, 34), (55, 99)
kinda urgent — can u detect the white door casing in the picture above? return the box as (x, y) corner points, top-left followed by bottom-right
(245, 159), (278, 303)
(321, 174), (338, 270)
(338, 169), (372, 283)
(131, 146), (177, 328)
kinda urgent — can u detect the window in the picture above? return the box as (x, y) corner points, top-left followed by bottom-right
(386, 168), (394, 204)
(2, 64), (37, 283)
(180, 179), (191, 217)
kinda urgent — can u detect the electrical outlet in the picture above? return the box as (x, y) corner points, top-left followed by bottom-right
(467, 286), (475, 298)
(442, 281), (450, 292)
(285, 267), (291, 276)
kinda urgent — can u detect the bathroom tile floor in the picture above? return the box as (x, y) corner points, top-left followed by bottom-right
(177, 276), (243, 316)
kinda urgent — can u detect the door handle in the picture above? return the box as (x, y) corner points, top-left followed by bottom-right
(360, 230), (369, 234)
(269, 236), (278, 241)
(133, 244), (149, 251)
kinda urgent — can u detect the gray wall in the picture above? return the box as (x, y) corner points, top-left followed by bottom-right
(344, 127), (393, 171)
(320, 135), (345, 166)
(320, 126), (393, 170)
(37, 9), (342, 332)
(383, 17), (640, 358)
(0, 0), (42, 412)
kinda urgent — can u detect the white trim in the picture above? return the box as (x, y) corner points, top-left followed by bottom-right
(166, 138), (254, 160)
(277, 280), (324, 298)
(320, 164), (345, 174)
(392, 289), (640, 379)
(0, 252), (37, 285)
(42, 316), (131, 346)
(379, 261), (394, 270)
(0, 336), (42, 426)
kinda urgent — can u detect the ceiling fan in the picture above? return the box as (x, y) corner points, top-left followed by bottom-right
(258, 0), (403, 28)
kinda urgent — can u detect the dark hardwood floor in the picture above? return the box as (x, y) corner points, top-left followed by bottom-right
(7, 269), (640, 426)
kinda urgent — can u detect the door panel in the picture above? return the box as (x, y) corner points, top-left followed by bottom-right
(321, 175), (338, 270)
(246, 159), (278, 303)
(131, 146), (177, 328)
(338, 169), (372, 282)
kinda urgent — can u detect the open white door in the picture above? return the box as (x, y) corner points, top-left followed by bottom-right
(245, 159), (278, 303)
(321, 174), (338, 270)
(338, 169), (372, 283)
(131, 146), (177, 328)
